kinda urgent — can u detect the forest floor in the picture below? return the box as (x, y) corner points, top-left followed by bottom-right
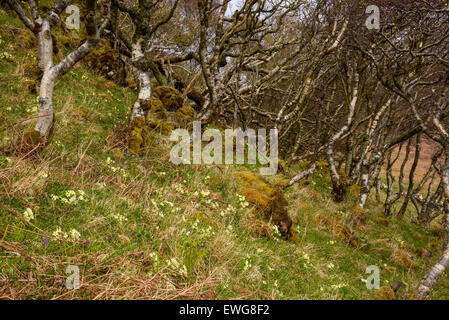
(1, 7), (449, 300)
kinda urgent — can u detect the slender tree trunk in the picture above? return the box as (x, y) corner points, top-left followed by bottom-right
(130, 69), (152, 123)
(417, 154), (449, 300)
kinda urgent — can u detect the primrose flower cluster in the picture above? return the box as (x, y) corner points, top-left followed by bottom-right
(271, 224), (282, 241)
(218, 204), (237, 217)
(301, 252), (312, 268)
(50, 190), (87, 205)
(148, 252), (188, 278)
(106, 157), (129, 179)
(151, 198), (181, 218)
(52, 227), (82, 241)
(181, 218), (216, 239)
(110, 213), (128, 224)
(166, 257), (188, 278)
(23, 208), (34, 222)
(236, 193), (250, 209)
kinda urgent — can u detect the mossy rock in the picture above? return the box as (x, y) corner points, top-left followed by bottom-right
(233, 168), (292, 239)
(371, 286), (396, 300)
(176, 105), (195, 121)
(128, 117), (151, 155)
(149, 96), (168, 119)
(85, 49), (127, 86)
(152, 86), (183, 112)
(147, 117), (175, 135)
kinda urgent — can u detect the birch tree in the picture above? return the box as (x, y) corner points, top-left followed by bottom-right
(5, 0), (104, 146)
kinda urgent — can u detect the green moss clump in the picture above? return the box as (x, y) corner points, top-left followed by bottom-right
(391, 248), (415, 268)
(234, 168), (293, 239)
(350, 205), (368, 226)
(23, 61), (42, 80)
(147, 117), (175, 134)
(85, 49), (127, 86)
(19, 129), (43, 153)
(149, 96), (168, 119)
(176, 105), (195, 121)
(348, 184), (361, 195)
(234, 169), (277, 198)
(241, 187), (272, 212)
(152, 86), (183, 112)
(128, 117), (151, 155)
(244, 217), (273, 239)
(17, 30), (37, 48)
(56, 35), (76, 49)
(371, 286), (396, 300)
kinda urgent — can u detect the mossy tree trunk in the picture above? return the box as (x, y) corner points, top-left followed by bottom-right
(6, 0), (101, 142)
(110, 0), (181, 125)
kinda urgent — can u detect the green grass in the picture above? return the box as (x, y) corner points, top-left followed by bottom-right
(1, 7), (449, 300)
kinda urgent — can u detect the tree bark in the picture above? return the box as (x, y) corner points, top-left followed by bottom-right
(417, 155), (449, 300)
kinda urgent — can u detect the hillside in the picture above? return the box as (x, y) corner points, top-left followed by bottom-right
(1, 6), (449, 300)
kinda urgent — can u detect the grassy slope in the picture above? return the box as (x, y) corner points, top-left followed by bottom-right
(1, 7), (449, 300)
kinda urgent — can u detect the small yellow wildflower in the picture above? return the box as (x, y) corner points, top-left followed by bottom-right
(23, 208), (34, 222)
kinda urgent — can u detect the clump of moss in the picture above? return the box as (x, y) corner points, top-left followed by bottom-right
(128, 117), (151, 155)
(56, 35), (78, 49)
(416, 248), (432, 258)
(241, 187), (272, 213)
(233, 168), (293, 239)
(149, 96), (168, 119)
(17, 30), (37, 48)
(371, 286), (396, 300)
(244, 217), (273, 239)
(152, 86), (183, 112)
(269, 176), (291, 189)
(350, 205), (368, 227)
(314, 214), (362, 247)
(16, 129), (43, 154)
(391, 248), (415, 268)
(85, 48), (127, 86)
(176, 105), (195, 121)
(146, 117), (175, 135)
(315, 161), (329, 169)
(337, 169), (350, 182)
(234, 169), (277, 198)
(24, 62), (41, 79)
(348, 184), (361, 195)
